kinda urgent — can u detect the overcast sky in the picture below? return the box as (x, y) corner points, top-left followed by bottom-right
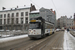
(0, 0), (75, 19)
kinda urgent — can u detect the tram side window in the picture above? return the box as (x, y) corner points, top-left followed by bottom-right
(29, 22), (41, 29)
(45, 23), (47, 29)
(45, 23), (50, 29)
(50, 25), (54, 29)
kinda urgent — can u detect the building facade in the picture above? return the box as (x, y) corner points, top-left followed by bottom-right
(0, 4), (36, 30)
(57, 16), (73, 29)
(39, 8), (56, 28)
(66, 18), (73, 28)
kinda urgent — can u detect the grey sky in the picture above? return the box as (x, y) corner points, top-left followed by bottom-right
(0, 0), (75, 19)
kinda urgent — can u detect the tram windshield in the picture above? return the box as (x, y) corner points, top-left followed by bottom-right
(29, 22), (41, 29)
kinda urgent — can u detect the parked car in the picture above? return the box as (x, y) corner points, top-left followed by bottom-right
(6, 30), (10, 32)
(56, 29), (60, 32)
(0, 29), (4, 32)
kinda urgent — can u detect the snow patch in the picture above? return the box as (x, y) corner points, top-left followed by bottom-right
(0, 34), (28, 43)
(68, 32), (75, 40)
(63, 30), (74, 50)
(30, 10), (39, 13)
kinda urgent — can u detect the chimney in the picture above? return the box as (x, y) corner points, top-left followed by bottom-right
(53, 11), (56, 14)
(74, 13), (75, 21)
(11, 8), (12, 10)
(24, 5), (26, 7)
(15, 8), (17, 9)
(50, 9), (53, 12)
(17, 6), (18, 8)
(2, 7), (6, 10)
(31, 3), (32, 7)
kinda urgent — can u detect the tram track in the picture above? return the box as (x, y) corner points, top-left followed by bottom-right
(11, 33), (55, 50)
(29, 31), (64, 50)
(0, 31), (64, 50)
(28, 33), (58, 50)
(41, 31), (64, 50)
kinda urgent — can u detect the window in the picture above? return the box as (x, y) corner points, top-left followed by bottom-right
(7, 19), (10, 24)
(16, 12), (19, 17)
(16, 18), (18, 24)
(4, 14), (6, 18)
(29, 22), (41, 29)
(12, 13), (14, 17)
(11, 18), (14, 24)
(0, 19), (2, 25)
(0, 14), (2, 18)
(4, 19), (6, 24)
(25, 12), (28, 16)
(25, 17), (28, 24)
(21, 12), (24, 16)
(8, 13), (10, 17)
(21, 18), (23, 24)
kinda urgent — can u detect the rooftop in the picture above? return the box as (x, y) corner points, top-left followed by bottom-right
(30, 10), (39, 13)
(0, 6), (30, 12)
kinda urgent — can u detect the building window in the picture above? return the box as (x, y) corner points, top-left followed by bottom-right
(11, 18), (14, 24)
(4, 19), (6, 24)
(25, 12), (28, 16)
(7, 19), (10, 24)
(25, 17), (28, 24)
(0, 14), (2, 18)
(12, 13), (14, 17)
(21, 12), (24, 16)
(4, 14), (6, 18)
(21, 18), (23, 24)
(0, 19), (2, 25)
(16, 12), (19, 17)
(8, 13), (10, 17)
(16, 18), (18, 24)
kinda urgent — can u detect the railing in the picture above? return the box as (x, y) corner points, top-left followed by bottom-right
(0, 30), (28, 38)
(70, 30), (75, 37)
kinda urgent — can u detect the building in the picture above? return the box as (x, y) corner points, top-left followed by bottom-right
(0, 4), (36, 30)
(30, 7), (56, 28)
(40, 8), (56, 28)
(57, 16), (73, 29)
(67, 18), (73, 28)
(73, 13), (75, 29)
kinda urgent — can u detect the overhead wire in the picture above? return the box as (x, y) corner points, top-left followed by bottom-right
(51, 0), (60, 19)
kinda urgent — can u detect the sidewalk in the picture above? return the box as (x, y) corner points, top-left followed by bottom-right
(64, 30), (75, 50)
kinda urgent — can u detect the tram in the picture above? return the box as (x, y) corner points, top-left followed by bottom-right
(28, 17), (55, 39)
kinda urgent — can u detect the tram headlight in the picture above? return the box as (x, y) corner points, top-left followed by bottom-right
(34, 30), (36, 32)
(37, 33), (38, 34)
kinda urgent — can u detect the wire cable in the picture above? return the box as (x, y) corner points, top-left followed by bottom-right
(51, 0), (60, 19)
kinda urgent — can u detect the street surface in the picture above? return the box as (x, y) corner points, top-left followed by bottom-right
(0, 30), (75, 50)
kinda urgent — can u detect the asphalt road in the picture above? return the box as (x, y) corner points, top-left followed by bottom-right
(0, 31), (64, 50)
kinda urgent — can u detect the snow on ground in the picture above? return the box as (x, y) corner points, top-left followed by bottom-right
(63, 30), (75, 50)
(0, 34), (28, 43)
(1, 35), (11, 37)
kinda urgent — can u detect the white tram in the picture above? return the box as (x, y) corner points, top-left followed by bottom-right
(28, 17), (55, 39)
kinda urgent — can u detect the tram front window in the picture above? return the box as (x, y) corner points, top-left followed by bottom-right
(29, 22), (41, 29)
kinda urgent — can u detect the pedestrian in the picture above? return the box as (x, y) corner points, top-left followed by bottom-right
(67, 28), (69, 32)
